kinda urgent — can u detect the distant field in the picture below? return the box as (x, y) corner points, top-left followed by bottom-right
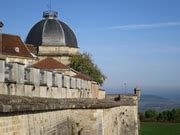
(140, 122), (180, 135)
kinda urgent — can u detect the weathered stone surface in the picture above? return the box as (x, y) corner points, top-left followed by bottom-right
(0, 94), (136, 113)
(0, 106), (138, 135)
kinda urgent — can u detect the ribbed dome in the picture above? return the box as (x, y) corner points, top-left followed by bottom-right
(25, 11), (78, 48)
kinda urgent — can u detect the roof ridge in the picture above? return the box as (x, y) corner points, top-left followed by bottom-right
(32, 57), (69, 70)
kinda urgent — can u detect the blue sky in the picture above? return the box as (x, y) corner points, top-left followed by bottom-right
(0, 0), (180, 96)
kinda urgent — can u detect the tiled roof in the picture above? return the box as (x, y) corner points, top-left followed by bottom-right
(73, 73), (92, 81)
(0, 34), (34, 58)
(32, 57), (69, 70)
(26, 44), (37, 55)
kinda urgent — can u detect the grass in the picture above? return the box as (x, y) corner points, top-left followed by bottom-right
(140, 122), (180, 135)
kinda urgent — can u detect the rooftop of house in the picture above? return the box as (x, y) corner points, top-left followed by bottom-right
(0, 34), (35, 58)
(32, 57), (69, 70)
(26, 44), (37, 55)
(73, 73), (92, 81)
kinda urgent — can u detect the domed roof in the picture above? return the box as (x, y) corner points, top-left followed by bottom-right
(0, 21), (4, 28)
(25, 11), (78, 48)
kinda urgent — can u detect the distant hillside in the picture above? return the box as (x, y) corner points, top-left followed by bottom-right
(141, 95), (168, 102)
(140, 95), (180, 112)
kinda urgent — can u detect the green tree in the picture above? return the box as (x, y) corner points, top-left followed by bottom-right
(157, 109), (180, 122)
(145, 109), (158, 121)
(158, 111), (172, 122)
(139, 112), (145, 121)
(172, 108), (180, 122)
(70, 52), (106, 85)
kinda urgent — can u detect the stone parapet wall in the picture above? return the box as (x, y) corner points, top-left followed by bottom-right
(0, 83), (90, 99)
(106, 94), (138, 101)
(0, 59), (104, 99)
(0, 95), (138, 135)
(0, 94), (137, 113)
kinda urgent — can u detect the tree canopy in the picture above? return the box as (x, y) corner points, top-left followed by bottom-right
(139, 108), (180, 122)
(70, 52), (106, 85)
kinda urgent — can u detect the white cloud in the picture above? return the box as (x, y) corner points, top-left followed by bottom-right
(109, 22), (180, 30)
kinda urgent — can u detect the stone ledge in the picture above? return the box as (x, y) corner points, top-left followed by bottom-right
(0, 94), (137, 114)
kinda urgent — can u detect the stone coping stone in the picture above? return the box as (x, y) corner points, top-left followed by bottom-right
(106, 94), (137, 97)
(0, 94), (136, 114)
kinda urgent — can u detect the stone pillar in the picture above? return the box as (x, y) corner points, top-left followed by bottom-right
(0, 60), (5, 82)
(56, 73), (62, 88)
(18, 64), (25, 84)
(47, 71), (53, 87)
(63, 76), (70, 89)
(40, 70), (47, 85)
(32, 68), (40, 85)
(10, 63), (25, 83)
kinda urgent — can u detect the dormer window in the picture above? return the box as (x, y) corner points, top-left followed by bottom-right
(14, 47), (20, 53)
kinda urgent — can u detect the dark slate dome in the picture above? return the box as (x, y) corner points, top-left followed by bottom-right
(25, 11), (78, 48)
(0, 21), (4, 28)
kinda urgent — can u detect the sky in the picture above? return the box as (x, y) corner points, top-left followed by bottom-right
(0, 0), (180, 96)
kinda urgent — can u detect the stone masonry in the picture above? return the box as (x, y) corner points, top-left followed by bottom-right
(0, 94), (139, 135)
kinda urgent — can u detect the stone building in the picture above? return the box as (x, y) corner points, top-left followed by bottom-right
(0, 11), (140, 135)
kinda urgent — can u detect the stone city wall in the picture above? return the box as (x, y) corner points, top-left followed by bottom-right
(0, 107), (138, 135)
(102, 106), (138, 135)
(0, 94), (138, 135)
